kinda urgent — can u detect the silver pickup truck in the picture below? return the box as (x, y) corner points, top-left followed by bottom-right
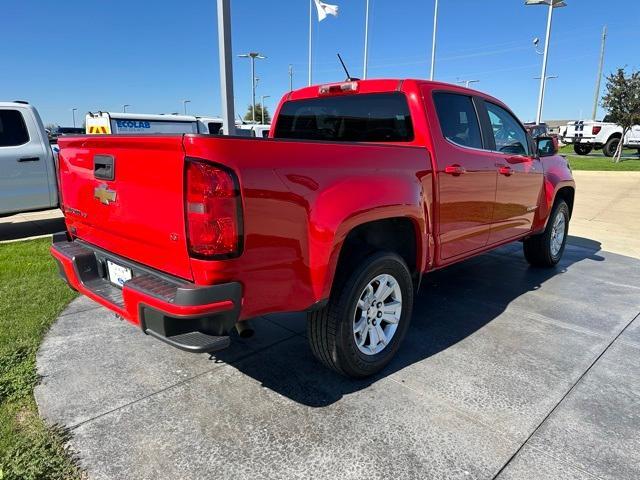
(0, 101), (59, 216)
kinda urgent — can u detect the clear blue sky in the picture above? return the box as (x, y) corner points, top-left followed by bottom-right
(3, 0), (638, 126)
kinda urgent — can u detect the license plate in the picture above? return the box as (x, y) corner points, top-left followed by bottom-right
(106, 260), (132, 287)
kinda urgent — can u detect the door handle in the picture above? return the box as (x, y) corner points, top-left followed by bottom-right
(498, 166), (513, 176)
(444, 165), (466, 176)
(18, 157), (40, 162)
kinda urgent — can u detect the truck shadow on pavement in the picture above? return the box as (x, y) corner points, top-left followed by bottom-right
(216, 237), (606, 407)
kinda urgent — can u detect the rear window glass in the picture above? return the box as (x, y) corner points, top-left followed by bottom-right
(274, 92), (414, 142)
(0, 110), (30, 147)
(433, 92), (482, 149)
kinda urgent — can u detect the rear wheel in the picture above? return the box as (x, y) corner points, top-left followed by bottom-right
(523, 200), (570, 267)
(307, 252), (413, 378)
(603, 137), (620, 157)
(573, 144), (592, 155)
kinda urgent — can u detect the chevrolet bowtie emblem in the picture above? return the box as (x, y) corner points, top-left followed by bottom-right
(94, 184), (117, 205)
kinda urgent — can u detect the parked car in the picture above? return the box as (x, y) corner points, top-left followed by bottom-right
(0, 101), (59, 216)
(563, 118), (640, 156)
(237, 123), (271, 138)
(524, 122), (549, 138)
(52, 79), (575, 378)
(48, 126), (85, 144)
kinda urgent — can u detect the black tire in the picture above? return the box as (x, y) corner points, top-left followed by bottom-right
(523, 200), (570, 267)
(603, 137), (620, 157)
(307, 252), (414, 378)
(573, 144), (592, 155)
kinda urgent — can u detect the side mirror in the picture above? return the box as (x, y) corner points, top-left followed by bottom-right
(536, 136), (558, 157)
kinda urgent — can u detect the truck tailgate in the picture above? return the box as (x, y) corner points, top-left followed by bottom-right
(57, 135), (193, 280)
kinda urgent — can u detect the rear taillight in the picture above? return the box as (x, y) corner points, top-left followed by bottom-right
(185, 159), (242, 258)
(592, 126), (601, 135)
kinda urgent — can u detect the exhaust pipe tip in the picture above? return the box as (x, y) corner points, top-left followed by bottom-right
(235, 320), (254, 339)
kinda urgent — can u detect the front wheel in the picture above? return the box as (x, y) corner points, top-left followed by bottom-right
(573, 144), (592, 155)
(307, 252), (414, 378)
(523, 200), (570, 267)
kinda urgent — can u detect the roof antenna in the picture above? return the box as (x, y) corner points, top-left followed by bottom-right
(337, 54), (360, 82)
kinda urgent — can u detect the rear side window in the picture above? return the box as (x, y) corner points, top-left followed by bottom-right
(433, 92), (482, 149)
(0, 110), (29, 147)
(274, 93), (414, 142)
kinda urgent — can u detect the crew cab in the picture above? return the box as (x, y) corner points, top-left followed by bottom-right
(52, 79), (575, 378)
(0, 101), (59, 216)
(564, 119), (640, 156)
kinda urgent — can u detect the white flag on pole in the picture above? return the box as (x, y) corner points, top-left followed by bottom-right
(313, 0), (339, 21)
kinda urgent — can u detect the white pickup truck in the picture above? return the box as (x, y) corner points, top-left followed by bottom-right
(563, 118), (640, 156)
(0, 102), (59, 216)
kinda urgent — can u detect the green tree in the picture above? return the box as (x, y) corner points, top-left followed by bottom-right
(243, 103), (271, 124)
(601, 68), (640, 162)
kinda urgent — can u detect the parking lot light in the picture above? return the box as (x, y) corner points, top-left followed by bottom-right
(260, 95), (270, 124)
(526, 0), (567, 124)
(123, 104), (131, 113)
(183, 99), (191, 115)
(238, 52), (266, 123)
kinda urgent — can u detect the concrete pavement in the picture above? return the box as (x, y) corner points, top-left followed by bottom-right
(35, 240), (640, 479)
(570, 171), (640, 259)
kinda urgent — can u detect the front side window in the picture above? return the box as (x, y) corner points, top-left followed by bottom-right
(433, 92), (483, 149)
(485, 102), (529, 156)
(274, 93), (413, 142)
(0, 110), (29, 147)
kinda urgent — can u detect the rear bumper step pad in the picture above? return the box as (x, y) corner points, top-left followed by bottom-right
(146, 329), (231, 353)
(51, 232), (241, 354)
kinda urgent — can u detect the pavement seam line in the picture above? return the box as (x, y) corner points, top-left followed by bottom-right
(66, 332), (300, 431)
(490, 310), (640, 480)
(524, 443), (608, 480)
(57, 305), (104, 318)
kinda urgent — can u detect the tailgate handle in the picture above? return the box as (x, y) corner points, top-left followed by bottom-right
(94, 155), (115, 181)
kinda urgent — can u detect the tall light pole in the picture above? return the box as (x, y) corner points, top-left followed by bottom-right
(592, 25), (607, 120)
(526, 0), (566, 124)
(123, 104), (131, 113)
(457, 79), (479, 88)
(534, 75), (558, 120)
(308, 0), (313, 85)
(260, 95), (270, 124)
(238, 52), (266, 123)
(71, 108), (77, 128)
(430, 0), (439, 80)
(183, 99), (191, 115)
(217, 0), (236, 135)
(363, 0), (370, 79)
(288, 64), (294, 91)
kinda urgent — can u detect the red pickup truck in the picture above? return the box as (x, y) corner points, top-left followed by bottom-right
(52, 79), (575, 378)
